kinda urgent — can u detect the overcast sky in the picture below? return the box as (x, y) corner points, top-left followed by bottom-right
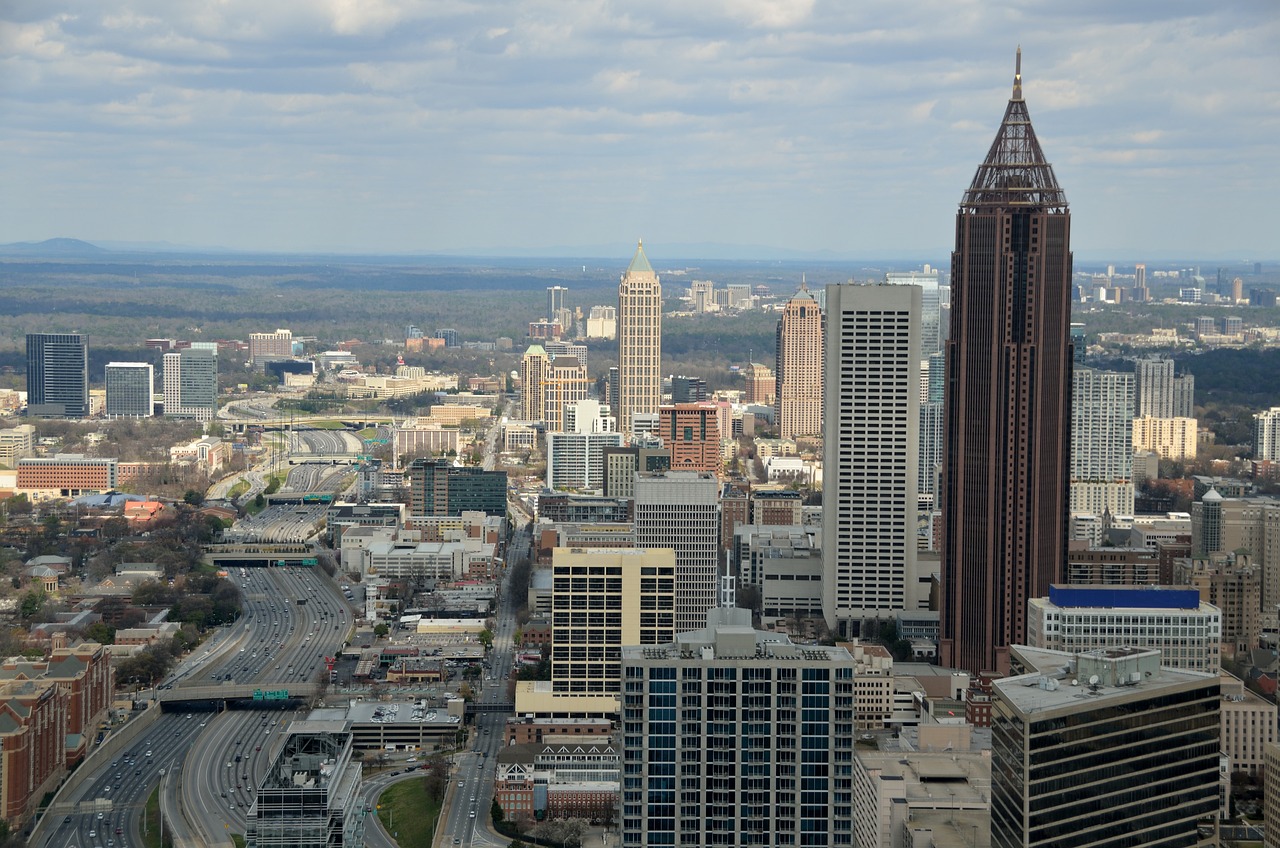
(1, 1), (1277, 260)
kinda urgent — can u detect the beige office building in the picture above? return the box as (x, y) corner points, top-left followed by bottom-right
(1132, 416), (1198, 460)
(520, 345), (549, 424)
(775, 287), (823, 440)
(248, 328), (294, 363)
(616, 241), (662, 434)
(543, 356), (590, 434)
(550, 548), (675, 694)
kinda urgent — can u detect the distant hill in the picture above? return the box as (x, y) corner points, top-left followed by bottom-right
(0, 237), (108, 256)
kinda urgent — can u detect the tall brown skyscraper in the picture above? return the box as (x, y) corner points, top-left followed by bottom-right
(775, 287), (824, 440)
(617, 240), (662, 434)
(940, 52), (1073, 675)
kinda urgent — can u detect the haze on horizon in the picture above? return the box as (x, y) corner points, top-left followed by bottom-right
(1, 1), (1277, 261)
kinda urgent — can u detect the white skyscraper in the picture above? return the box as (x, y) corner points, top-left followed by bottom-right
(633, 471), (720, 634)
(617, 240), (662, 434)
(1257, 406), (1280, 462)
(885, 269), (942, 356)
(1071, 367), (1136, 516)
(822, 283), (921, 637)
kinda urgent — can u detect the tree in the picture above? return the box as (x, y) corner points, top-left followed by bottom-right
(183, 489), (205, 506)
(373, 623), (389, 639)
(478, 628), (494, 650)
(84, 622), (115, 644)
(19, 590), (45, 620)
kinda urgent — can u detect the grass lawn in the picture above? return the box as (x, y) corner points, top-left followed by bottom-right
(304, 419), (348, 429)
(230, 836), (247, 848)
(226, 479), (249, 500)
(357, 427), (380, 439)
(377, 778), (442, 848)
(140, 785), (168, 848)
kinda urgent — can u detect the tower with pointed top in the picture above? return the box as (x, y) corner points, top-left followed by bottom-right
(940, 52), (1074, 675)
(617, 240), (662, 435)
(775, 287), (824, 440)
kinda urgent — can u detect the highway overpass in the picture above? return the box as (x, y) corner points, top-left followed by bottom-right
(158, 682), (319, 709)
(204, 544), (317, 567)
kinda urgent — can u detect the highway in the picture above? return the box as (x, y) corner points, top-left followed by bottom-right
(37, 566), (351, 848)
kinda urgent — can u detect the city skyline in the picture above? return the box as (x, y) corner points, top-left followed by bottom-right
(1, 4), (1277, 259)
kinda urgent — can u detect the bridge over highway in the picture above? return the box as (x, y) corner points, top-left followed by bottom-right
(158, 682), (319, 708)
(203, 544), (317, 567)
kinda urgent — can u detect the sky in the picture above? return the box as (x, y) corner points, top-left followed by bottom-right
(1, 1), (1277, 260)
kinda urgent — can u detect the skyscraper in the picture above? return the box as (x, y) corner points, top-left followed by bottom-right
(546, 285), (568, 323)
(940, 53), (1074, 675)
(885, 269), (942, 357)
(617, 240), (662, 434)
(1134, 356), (1195, 418)
(633, 471), (719, 633)
(104, 362), (155, 419)
(822, 283), (921, 636)
(25, 333), (89, 418)
(519, 345), (549, 423)
(542, 355), (589, 433)
(1070, 367), (1135, 517)
(619, 607), (856, 848)
(774, 287), (823, 440)
(162, 348), (217, 421)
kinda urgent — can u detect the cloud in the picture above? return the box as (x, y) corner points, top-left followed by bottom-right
(0, 0), (1276, 256)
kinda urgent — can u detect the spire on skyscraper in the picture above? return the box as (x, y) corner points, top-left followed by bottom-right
(962, 51), (1067, 212)
(627, 239), (653, 275)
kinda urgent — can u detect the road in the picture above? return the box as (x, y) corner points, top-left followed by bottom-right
(36, 566), (351, 848)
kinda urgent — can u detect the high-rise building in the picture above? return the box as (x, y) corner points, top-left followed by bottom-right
(992, 647), (1220, 848)
(658, 403), (721, 474)
(248, 328), (294, 365)
(601, 445), (670, 499)
(742, 362), (774, 406)
(1132, 416), (1197, 460)
(940, 54), (1074, 675)
(774, 287), (823, 440)
(406, 459), (506, 517)
(544, 340), (588, 373)
(104, 362), (155, 419)
(918, 350), (946, 512)
(633, 471), (719, 633)
(1070, 367), (1135, 517)
(885, 269), (942, 356)
(543, 356), (590, 433)
(519, 345), (549, 423)
(434, 328), (459, 348)
(1257, 406), (1280, 462)
(822, 283), (921, 636)
(1134, 356), (1195, 419)
(546, 400), (623, 491)
(669, 375), (707, 404)
(617, 240), (662, 434)
(25, 333), (89, 418)
(550, 548), (675, 694)
(162, 348), (217, 421)
(619, 607), (857, 848)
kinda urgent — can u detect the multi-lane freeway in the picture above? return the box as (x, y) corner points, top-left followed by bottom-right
(38, 566), (351, 848)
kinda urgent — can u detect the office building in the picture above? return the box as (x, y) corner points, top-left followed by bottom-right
(1256, 407), (1280, 462)
(543, 356), (590, 434)
(885, 268), (943, 356)
(601, 445), (669, 499)
(246, 722), (364, 847)
(16, 454), (117, 497)
(1070, 367), (1135, 516)
(619, 607), (856, 848)
(248, 328), (294, 364)
(991, 647), (1220, 848)
(1189, 495), (1280, 611)
(104, 362), (155, 419)
(617, 240), (662, 434)
(1220, 673), (1277, 779)
(658, 403), (721, 474)
(742, 362), (774, 406)
(823, 282), (921, 636)
(406, 459), (506, 517)
(669, 375), (707, 405)
(1134, 356), (1196, 419)
(545, 340), (588, 373)
(853, 749), (991, 848)
(941, 55), (1074, 675)
(585, 305), (617, 340)
(546, 401), (623, 491)
(1174, 553), (1260, 661)
(0, 425), (35, 466)
(774, 287), (824, 440)
(25, 332), (88, 418)
(550, 548), (675, 693)
(1027, 585), (1221, 673)
(633, 472), (719, 633)
(918, 351), (946, 521)
(519, 345), (549, 423)
(162, 348), (217, 421)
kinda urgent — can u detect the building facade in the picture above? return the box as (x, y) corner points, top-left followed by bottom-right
(162, 348), (217, 421)
(104, 361), (155, 419)
(1134, 356), (1195, 419)
(658, 403), (721, 474)
(246, 722), (364, 847)
(543, 356), (590, 434)
(519, 345), (549, 423)
(991, 647), (1220, 848)
(406, 459), (507, 517)
(248, 328), (294, 364)
(1256, 406), (1280, 463)
(633, 472), (720, 634)
(619, 608), (857, 848)
(617, 241), (662, 434)
(1070, 367), (1135, 517)
(823, 282), (921, 636)
(550, 548), (675, 693)
(940, 58), (1074, 675)
(25, 332), (88, 418)
(774, 288), (824, 440)
(1132, 416), (1198, 460)
(16, 454), (117, 497)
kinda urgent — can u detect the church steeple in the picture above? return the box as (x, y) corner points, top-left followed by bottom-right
(961, 50), (1067, 212)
